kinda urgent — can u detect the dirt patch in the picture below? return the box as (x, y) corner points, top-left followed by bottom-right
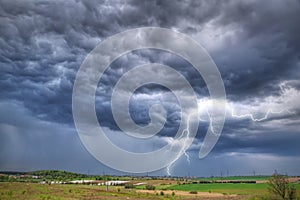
(140, 179), (178, 185)
(137, 189), (238, 198)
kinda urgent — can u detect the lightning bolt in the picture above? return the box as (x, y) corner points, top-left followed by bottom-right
(230, 108), (295, 121)
(166, 114), (192, 176)
(165, 102), (295, 176)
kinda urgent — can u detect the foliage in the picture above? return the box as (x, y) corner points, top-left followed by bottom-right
(287, 185), (296, 200)
(124, 183), (135, 189)
(28, 170), (88, 181)
(268, 174), (288, 199)
(268, 174), (297, 200)
(145, 184), (155, 190)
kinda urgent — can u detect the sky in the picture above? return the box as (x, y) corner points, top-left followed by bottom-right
(1, 0), (300, 177)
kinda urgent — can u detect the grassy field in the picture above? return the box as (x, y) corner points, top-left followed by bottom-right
(169, 183), (267, 194)
(1, 182), (300, 200)
(167, 182), (300, 198)
(195, 176), (270, 182)
(0, 182), (174, 200)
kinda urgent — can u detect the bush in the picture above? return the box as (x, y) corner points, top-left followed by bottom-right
(268, 174), (288, 199)
(189, 191), (198, 194)
(288, 185), (296, 200)
(124, 183), (135, 189)
(160, 191), (164, 196)
(268, 174), (297, 200)
(145, 184), (155, 190)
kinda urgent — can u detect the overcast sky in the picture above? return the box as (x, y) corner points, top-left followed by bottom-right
(1, 0), (300, 177)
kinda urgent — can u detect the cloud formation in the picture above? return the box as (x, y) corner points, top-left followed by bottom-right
(1, 0), (300, 176)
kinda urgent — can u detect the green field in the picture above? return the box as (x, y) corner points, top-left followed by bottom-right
(195, 176), (270, 181)
(167, 183), (300, 195)
(168, 183), (268, 194)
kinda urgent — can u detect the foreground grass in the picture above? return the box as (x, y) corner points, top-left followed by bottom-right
(1, 182), (300, 200)
(0, 182), (176, 200)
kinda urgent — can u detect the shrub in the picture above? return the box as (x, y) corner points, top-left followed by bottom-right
(145, 184), (155, 190)
(268, 174), (297, 200)
(124, 183), (135, 189)
(160, 191), (164, 196)
(288, 185), (296, 200)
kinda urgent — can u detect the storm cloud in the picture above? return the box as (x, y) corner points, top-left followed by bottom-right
(1, 0), (300, 176)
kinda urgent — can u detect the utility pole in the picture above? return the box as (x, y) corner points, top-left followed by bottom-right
(103, 171), (108, 191)
(220, 171), (223, 182)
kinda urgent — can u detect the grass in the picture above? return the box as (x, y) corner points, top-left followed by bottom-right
(1, 180), (300, 199)
(0, 182), (171, 200)
(167, 183), (267, 195)
(194, 176), (270, 182)
(167, 183), (300, 195)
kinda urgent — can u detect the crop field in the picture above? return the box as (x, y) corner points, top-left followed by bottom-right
(167, 183), (300, 195)
(195, 176), (270, 181)
(167, 183), (269, 194)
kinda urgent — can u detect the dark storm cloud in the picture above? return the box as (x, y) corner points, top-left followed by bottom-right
(1, 0), (300, 175)
(213, 124), (300, 157)
(209, 0), (300, 101)
(1, 0), (299, 122)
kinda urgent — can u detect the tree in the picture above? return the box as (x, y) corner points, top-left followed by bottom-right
(287, 185), (296, 200)
(268, 174), (288, 199)
(268, 174), (297, 200)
